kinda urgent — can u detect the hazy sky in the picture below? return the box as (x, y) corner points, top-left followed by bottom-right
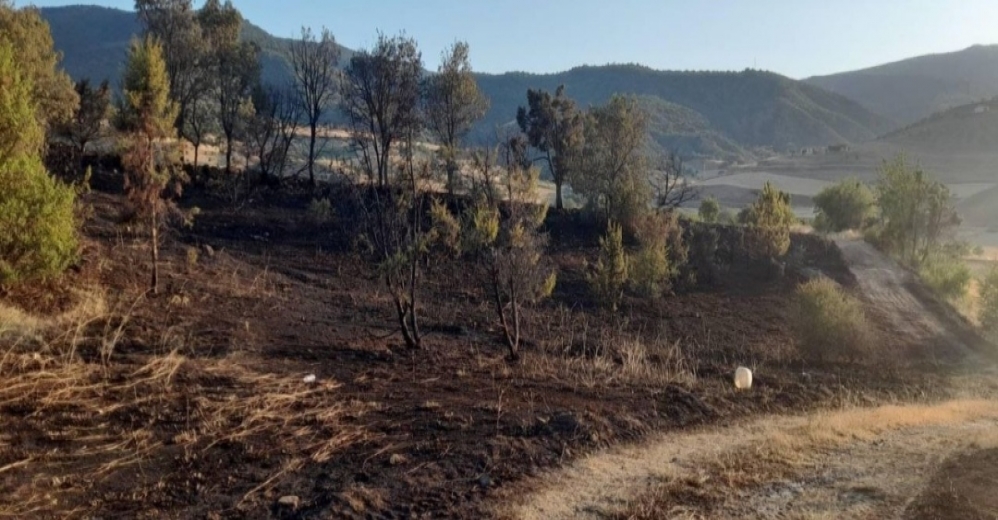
(22, 0), (998, 78)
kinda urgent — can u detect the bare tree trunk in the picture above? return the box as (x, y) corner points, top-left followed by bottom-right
(308, 122), (317, 186)
(150, 208), (159, 295)
(225, 136), (233, 175)
(446, 158), (458, 196)
(555, 180), (564, 210)
(193, 143), (200, 169)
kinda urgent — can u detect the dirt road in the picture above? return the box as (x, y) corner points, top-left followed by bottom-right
(834, 238), (982, 360)
(500, 399), (998, 519)
(500, 238), (997, 520)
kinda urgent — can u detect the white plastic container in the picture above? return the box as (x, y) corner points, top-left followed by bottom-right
(734, 366), (753, 390)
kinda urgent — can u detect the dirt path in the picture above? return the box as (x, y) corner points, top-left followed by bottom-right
(833, 238), (979, 359)
(500, 399), (998, 520)
(499, 239), (997, 519)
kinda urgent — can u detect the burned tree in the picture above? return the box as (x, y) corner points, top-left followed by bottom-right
(651, 152), (698, 210)
(423, 41), (489, 195)
(289, 26), (340, 186)
(341, 32), (422, 188)
(246, 84), (303, 183)
(346, 33), (426, 350)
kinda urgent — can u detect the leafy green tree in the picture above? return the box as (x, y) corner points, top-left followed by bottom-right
(289, 26), (340, 186)
(117, 37), (183, 294)
(517, 85), (584, 210)
(0, 1), (78, 131)
(573, 95), (651, 226)
(698, 196), (720, 223)
(875, 155), (959, 266)
(342, 32), (423, 188)
(588, 221), (628, 310)
(741, 182), (796, 260)
(0, 41), (77, 284)
(812, 178), (875, 232)
(423, 41), (490, 195)
(135, 0), (206, 142)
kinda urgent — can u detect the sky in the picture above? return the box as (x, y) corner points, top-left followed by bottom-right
(21, 0), (998, 78)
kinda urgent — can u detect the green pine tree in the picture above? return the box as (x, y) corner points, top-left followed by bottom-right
(0, 41), (78, 284)
(117, 37), (182, 294)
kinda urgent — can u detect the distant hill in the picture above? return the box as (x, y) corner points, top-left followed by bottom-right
(806, 45), (998, 126)
(40, 5), (891, 159)
(39, 5), (349, 89)
(879, 97), (998, 153)
(473, 65), (891, 156)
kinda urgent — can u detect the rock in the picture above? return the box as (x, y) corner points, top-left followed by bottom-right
(202, 244), (215, 258)
(734, 366), (753, 390)
(276, 495), (299, 510)
(389, 453), (408, 466)
(302, 374), (317, 384)
(478, 475), (492, 488)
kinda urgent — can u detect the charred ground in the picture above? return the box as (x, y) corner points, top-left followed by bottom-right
(0, 168), (964, 519)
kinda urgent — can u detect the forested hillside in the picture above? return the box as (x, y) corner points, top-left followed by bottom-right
(41, 5), (890, 158)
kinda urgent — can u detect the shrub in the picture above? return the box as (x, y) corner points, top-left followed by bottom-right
(307, 197), (334, 223)
(718, 209), (737, 225)
(791, 278), (872, 361)
(918, 252), (971, 301)
(428, 198), (460, 254)
(979, 267), (998, 337)
(685, 223), (722, 285)
(741, 182), (795, 260)
(588, 221), (628, 309)
(0, 41), (78, 284)
(698, 196), (720, 223)
(628, 212), (687, 297)
(812, 178), (875, 232)
(0, 155), (79, 284)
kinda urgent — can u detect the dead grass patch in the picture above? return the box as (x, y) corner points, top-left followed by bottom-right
(0, 310), (373, 517)
(610, 399), (998, 520)
(523, 329), (698, 390)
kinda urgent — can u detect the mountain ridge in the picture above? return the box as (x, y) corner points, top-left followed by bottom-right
(39, 4), (891, 158)
(806, 44), (998, 125)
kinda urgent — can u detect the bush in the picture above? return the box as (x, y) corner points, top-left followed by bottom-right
(791, 278), (872, 361)
(698, 196), (720, 223)
(979, 267), (998, 337)
(628, 212), (687, 297)
(685, 223), (722, 285)
(588, 222), (628, 309)
(918, 252), (971, 301)
(812, 178), (875, 232)
(741, 182), (795, 260)
(428, 198), (461, 254)
(0, 155), (79, 284)
(307, 197), (334, 223)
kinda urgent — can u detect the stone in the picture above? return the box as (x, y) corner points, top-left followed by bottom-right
(276, 495), (300, 510)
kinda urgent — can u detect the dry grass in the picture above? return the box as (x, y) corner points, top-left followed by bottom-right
(0, 301), (373, 517)
(522, 322), (698, 390)
(610, 399), (998, 520)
